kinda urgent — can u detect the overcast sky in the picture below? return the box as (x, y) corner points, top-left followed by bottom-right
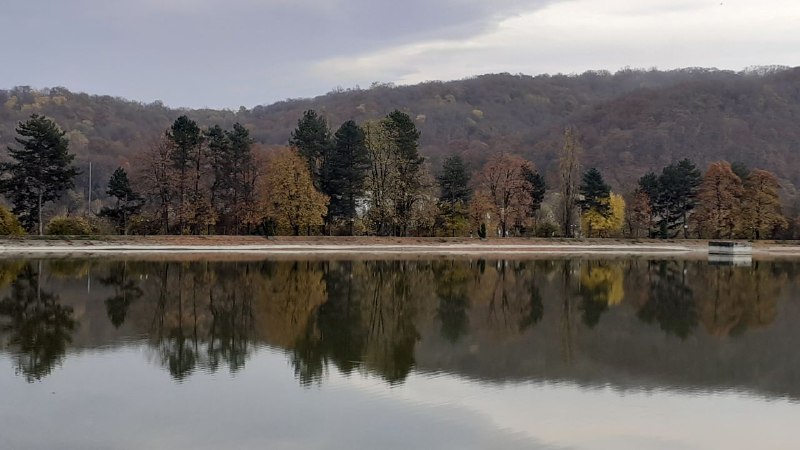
(1, 0), (797, 109)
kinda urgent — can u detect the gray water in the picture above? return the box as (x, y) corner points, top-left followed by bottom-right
(1, 257), (799, 449)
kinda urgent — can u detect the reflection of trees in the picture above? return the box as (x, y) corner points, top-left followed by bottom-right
(99, 261), (143, 328)
(480, 261), (547, 335)
(292, 261), (424, 386)
(433, 261), (471, 343)
(518, 261), (549, 333)
(144, 262), (259, 380)
(578, 261), (625, 328)
(207, 263), (255, 374)
(638, 261), (697, 339)
(0, 263), (77, 382)
(694, 261), (783, 337)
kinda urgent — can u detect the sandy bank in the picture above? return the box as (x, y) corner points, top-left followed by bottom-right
(1, 236), (796, 257)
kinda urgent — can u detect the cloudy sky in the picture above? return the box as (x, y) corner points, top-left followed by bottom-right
(1, 0), (797, 109)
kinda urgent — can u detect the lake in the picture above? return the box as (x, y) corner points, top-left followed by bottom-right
(1, 256), (799, 449)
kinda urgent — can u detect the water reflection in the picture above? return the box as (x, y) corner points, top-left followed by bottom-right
(0, 257), (798, 400)
(0, 262), (77, 381)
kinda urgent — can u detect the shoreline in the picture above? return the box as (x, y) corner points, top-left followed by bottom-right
(1, 236), (798, 257)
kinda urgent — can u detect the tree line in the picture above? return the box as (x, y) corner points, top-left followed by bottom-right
(0, 112), (792, 239)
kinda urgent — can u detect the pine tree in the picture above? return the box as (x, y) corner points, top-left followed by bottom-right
(438, 154), (472, 205)
(0, 114), (79, 234)
(385, 110), (424, 236)
(166, 115), (203, 233)
(206, 124), (230, 226)
(99, 167), (143, 235)
(579, 168), (611, 214)
(289, 110), (332, 193)
(656, 159), (701, 238)
(208, 122), (255, 234)
(521, 165), (546, 218)
(437, 154), (472, 236)
(227, 123), (257, 232)
(328, 120), (370, 234)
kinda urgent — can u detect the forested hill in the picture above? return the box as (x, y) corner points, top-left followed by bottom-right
(1, 66), (799, 194)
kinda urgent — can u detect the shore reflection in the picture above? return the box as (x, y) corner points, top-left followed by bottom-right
(0, 257), (797, 400)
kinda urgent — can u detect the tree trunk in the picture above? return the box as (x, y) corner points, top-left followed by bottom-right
(38, 189), (43, 236)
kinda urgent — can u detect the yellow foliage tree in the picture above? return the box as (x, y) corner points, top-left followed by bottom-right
(581, 193), (625, 237)
(259, 148), (329, 235)
(580, 263), (625, 306)
(0, 205), (25, 235)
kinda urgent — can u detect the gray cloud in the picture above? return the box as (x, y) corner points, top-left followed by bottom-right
(0, 0), (554, 107)
(1, 0), (797, 108)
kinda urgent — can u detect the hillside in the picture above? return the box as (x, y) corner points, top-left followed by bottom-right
(1, 66), (799, 204)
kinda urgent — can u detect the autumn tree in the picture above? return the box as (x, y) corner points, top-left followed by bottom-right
(627, 189), (653, 238)
(99, 167), (143, 234)
(477, 153), (531, 237)
(362, 113), (426, 236)
(636, 173), (660, 237)
(693, 161), (743, 239)
(581, 193), (625, 237)
(738, 169), (787, 239)
(558, 127), (582, 237)
(138, 137), (174, 233)
(0, 115), (79, 235)
(259, 148), (328, 235)
(467, 191), (495, 238)
(363, 120), (395, 235)
(328, 120), (370, 234)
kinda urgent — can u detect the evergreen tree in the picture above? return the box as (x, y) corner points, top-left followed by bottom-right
(385, 110), (424, 236)
(437, 154), (472, 205)
(656, 159), (701, 238)
(289, 110), (332, 192)
(437, 154), (472, 236)
(328, 120), (370, 234)
(521, 165), (546, 220)
(0, 114), (79, 235)
(206, 124), (230, 223)
(579, 168), (611, 215)
(166, 115), (203, 233)
(578, 168), (612, 237)
(99, 167), (143, 235)
(211, 122), (255, 234)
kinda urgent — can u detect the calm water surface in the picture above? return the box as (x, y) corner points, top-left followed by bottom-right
(1, 257), (799, 449)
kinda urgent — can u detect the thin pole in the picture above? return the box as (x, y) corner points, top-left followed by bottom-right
(88, 161), (92, 215)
